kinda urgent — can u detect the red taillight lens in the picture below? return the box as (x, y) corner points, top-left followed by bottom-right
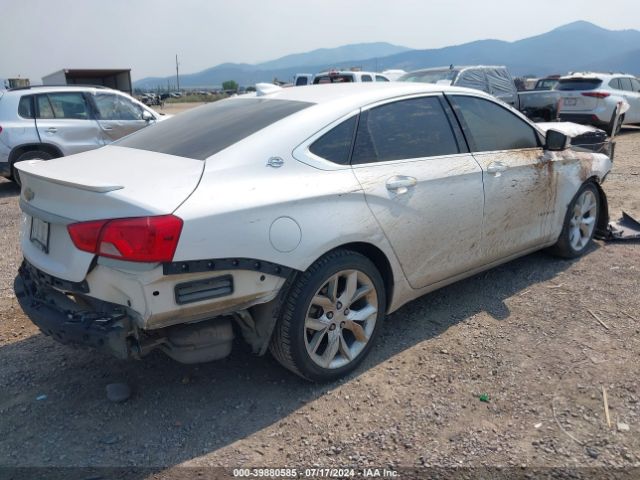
(581, 91), (610, 98)
(68, 220), (108, 253)
(67, 215), (183, 262)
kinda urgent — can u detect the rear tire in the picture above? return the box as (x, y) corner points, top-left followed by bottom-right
(269, 249), (386, 382)
(12, 150), (53, 187)
(548, 182), (600, 259)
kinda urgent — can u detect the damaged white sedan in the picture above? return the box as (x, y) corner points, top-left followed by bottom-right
(14, 83), (612, 381)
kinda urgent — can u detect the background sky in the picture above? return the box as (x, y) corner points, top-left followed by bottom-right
(1, 0), (638, 81)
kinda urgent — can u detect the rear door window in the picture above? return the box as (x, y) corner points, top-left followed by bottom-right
(361, 75), (373, 82)
(620, 78), (634, 92)
(375, 75), (389, 82)
(449, 95), (539, 152)
(608, 78), (622, 90)
(351, 96), (460, 164)
(36, 92), (91, 120)
(632, 78), (640, 92)
(309, 116), (357, 165)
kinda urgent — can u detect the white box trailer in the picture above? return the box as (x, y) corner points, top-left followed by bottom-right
(42, 69), (132, 94)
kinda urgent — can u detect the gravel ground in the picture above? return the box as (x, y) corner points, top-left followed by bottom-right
(0, 126), (639, 479)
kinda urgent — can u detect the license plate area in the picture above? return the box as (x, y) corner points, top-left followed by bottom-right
(30, 217), (50, 254)
(563, 97), (577, 106)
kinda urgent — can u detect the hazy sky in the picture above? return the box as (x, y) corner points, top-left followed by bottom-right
(1, 0), (638, 81)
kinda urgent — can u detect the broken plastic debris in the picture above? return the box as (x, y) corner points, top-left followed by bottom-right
(606, 212), (640, 241)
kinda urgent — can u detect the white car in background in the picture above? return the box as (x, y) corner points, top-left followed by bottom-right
(557, 72), (640, 135)
(15, 83), (612, 382)
(313, 70), (390, 83)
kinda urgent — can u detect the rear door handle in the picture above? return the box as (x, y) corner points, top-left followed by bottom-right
(386, 175), (417, 195)
(46, 127), (57, 133)
(487, 161), (507, 174)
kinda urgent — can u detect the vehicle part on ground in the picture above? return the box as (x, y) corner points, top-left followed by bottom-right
(270, 250), (385, 381)
(548, 182), (601, 258)
(606, 212), (640, 241)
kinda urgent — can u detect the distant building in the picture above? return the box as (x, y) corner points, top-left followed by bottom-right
(42, 69), (132, 94)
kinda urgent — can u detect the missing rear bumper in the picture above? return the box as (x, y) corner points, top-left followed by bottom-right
(15, 261), (134, 359)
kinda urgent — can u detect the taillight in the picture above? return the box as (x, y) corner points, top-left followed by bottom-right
(68, 215), (183, 262)
(581, 91), (610, 98)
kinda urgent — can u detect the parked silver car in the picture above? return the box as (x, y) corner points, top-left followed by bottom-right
(0, 85), (163, 184)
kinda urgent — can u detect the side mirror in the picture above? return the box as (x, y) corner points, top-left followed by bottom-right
(545, 129), (569, 151)
(142, 110), (155, 122)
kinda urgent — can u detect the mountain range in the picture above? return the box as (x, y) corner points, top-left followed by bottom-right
(134, 21), (640, 89)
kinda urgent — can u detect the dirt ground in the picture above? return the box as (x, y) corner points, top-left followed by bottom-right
(0, 122), (639, 479)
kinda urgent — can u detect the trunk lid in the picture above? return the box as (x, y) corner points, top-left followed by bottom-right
(16, 145), (204, 281)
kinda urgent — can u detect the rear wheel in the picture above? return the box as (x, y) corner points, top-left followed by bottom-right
(548, 182), (600, 258)
(12, 150), (53, 186)
(270, 250), (385, 382)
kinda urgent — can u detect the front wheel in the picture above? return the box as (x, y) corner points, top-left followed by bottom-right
(270, 250), (386, 382)
(548, 182), (600, 258)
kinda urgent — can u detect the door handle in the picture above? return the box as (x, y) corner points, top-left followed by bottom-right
(102, 126), (113, 131)
(487, 161), (507, 174)
(46, 127), (57, 133)
(386, 176), (417, 195)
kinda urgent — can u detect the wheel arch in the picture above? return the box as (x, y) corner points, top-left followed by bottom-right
(326, 241), (395, 313)
(9, 143), (63, 166)
(586, 176), (610, 239)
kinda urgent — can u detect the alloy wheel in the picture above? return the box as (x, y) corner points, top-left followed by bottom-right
(304, 269), (378, 369)
(568, 189), (597, 251)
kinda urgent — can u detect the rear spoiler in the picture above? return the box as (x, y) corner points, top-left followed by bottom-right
(15, 160), (123, 193)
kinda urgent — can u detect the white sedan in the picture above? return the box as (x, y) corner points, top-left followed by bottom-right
(15, 83), (612, 381)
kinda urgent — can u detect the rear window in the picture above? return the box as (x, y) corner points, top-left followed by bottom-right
(557, 78), (603, 91)
(313, 74), (355, 84)
(398, 69), (457, 84)
(116, 98), (312, 160)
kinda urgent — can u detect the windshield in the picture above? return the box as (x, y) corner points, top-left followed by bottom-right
(117, 97), (313, 160)
(556, 78), (603, 91)
(398, 69), (458, 84)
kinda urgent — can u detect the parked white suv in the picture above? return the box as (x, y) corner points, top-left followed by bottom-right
(0, 85), (163, 184)
(557, 72), (640, 135)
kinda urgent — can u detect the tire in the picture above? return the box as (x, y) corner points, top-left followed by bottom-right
(269, 249), (386, 382)
(548, 182), (600, 259)
(12, 150), (53, 187)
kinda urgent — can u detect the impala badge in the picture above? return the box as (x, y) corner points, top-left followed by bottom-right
(24, 188), (35, 202)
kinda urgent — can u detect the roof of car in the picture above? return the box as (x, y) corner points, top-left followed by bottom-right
(407, 65), (508, 73)
(5, 85), (118, 94)
(561, 72), (634, 80)
(254, 82), (488, 107)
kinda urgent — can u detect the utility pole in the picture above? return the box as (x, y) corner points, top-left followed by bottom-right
(175, 54), (180, 92)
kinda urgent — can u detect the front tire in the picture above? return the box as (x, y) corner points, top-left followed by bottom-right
(548, 182), (600, 258)
(12, 150), (54, 186)
(270, 249), (386, 382)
